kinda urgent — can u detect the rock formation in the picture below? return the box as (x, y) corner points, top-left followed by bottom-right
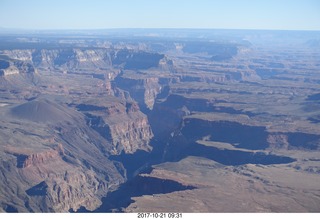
(115, 74), (162, 110)
(0, 99), (125, 212)
(79, 100), (153, 154)
(1, 30), (320, 212)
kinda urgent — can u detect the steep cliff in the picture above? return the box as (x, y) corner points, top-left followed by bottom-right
(2, 33), (319, 213)
(115, 73), (162, 110)
(2, 48), (168, 72)
(0, 47), (163, 212)
(0, 99), (125, 212)
(182, 41), (239, 59)
(0, 57), (36, 76)
(14, 146), (63, 168)
(268, 132), (320, 150)
(76, 99), (153, 154)
(2, 49), (112, 70)
(148, 94), (216, 138)
(112, 50), (165, 70)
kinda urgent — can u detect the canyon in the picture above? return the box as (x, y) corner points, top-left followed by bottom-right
(0, 29), (320, 212)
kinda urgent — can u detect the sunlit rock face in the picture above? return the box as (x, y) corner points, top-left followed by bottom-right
(1, 30), (320, 213)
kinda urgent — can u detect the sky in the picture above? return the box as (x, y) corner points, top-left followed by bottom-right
(0, 0), (319, 30)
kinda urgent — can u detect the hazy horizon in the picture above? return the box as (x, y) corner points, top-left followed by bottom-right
(0, 0), (320, 31)
(1, 27), (320, 32)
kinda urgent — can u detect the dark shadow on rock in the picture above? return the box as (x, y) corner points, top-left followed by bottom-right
(183, 142), (295, 166)
(93, 176), (196, 212)
(5, 205), (18, 213)
(26, 181), (48, 196)
(181, 119), (269, 150)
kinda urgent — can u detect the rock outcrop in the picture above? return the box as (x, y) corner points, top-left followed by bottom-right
(268, 132), (320, 150)
(16, 146), (63, 168)
(0, 66), (19, 76)
(0, 99), (125, 212)
(112, 50), (165, 70)
(1, 31), (320, 213)
(2, 48), (169, 72)
(115, 74), (162, 110)
(77, 100), (153, 154)
(25, 170), (111, 212)
(0, 58), (35, 76)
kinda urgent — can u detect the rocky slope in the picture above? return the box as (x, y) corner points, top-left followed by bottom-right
(1, 31), (320, 212)
(76, 99), (153, 154)
(0, 99), (125, 212)
(1, 48), (170, 72)
(125, 156), (320, 212)
(115, 73), (162, 110)
(0, 58), (36, 76)
(0, 43), (164, 211)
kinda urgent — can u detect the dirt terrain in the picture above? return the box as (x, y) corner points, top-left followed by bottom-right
(0, 29), (319, 212)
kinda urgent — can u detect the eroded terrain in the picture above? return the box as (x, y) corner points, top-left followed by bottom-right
(0, 29), (319, 212)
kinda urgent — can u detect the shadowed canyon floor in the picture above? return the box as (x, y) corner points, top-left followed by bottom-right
(0, 29), (320, 212)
